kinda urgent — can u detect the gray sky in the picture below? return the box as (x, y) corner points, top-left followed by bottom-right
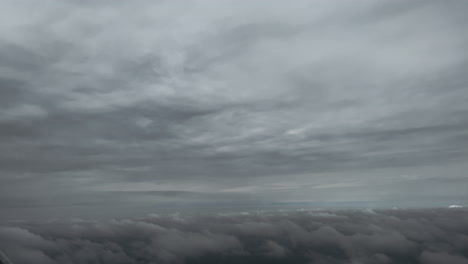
(1, 0), (468, 219)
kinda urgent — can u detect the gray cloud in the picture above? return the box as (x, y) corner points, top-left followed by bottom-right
(1, 208), (468, 264)
(0, 0), (468, 216)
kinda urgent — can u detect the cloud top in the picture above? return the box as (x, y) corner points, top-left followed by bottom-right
(1, 208), (468, 264)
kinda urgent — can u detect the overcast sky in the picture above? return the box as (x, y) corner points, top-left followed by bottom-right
(1, 0), (468, 220)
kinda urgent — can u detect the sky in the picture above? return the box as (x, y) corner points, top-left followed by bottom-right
(1, 0), (468, 220)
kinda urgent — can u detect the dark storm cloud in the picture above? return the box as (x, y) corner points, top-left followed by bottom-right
(1, 0), (468, 214)
(1, 209), (468, 264)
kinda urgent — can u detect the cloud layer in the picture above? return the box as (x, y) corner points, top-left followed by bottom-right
(1, 208), (468, 264)
(1, 0), (468, 215)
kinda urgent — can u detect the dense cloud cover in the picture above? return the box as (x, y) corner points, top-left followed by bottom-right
(1, 208), (467, 264)
(1, 0), (468, 217)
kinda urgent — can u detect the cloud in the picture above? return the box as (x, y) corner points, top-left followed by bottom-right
(1, 208), (468, 264)
(0, 0), (468, 215)
(420, 251), (468, 264)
